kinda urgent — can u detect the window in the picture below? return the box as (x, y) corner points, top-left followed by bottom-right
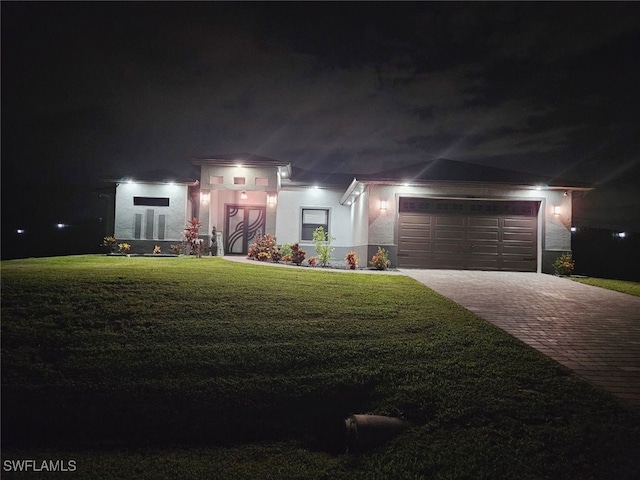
(134, 196), (170, 207)
(134, 214), (142, 239)
(210, 175), (223, 185)
(255, 177), (269, 186)
(233, 177), (246, 185)
(301, 208), (329, 241)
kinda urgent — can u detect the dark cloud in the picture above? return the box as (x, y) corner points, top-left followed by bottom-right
(2, 2), (639, 231)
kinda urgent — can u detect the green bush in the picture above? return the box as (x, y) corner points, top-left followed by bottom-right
(312, 226), (335, 267)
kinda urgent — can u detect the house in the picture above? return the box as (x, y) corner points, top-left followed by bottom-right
(108, 154), (591, 273)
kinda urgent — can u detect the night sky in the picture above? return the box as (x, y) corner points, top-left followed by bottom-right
(2, 2), (640, 253)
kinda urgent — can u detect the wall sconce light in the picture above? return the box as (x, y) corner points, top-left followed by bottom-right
(200, 192), (210, 203)
(267, 194), (277, 206)
(240, 191), (248, 200)
(553, 205), (561, 215)
(380, 200), (388, 211)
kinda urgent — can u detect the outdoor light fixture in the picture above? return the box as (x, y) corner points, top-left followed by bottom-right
(553, 205), (561, 215)
(267, 194), (277, 206)
(240, 191), (248, 200)
(200, 192), (210, 203)
(380, 200), (388, 211)
(616, 232), (627, 239)
(16, 228), (25, 234)
(56, 223), (66, 229)
(570, 226), (577, 233)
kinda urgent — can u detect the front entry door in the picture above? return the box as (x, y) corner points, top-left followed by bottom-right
(224, 205), (266, 255)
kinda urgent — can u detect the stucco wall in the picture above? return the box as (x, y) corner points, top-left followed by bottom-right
(201, 164), (279, 192)
(198, 164), (279, 249)
(275, 187), (351, 250)
(114, 182), (189, 242)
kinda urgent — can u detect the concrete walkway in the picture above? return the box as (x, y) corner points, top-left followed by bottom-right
(401, 270), (640, 409)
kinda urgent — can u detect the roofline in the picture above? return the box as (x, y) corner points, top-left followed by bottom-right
(191, 157), (291, 167)
(340, 178), (593, 205)
(358, 178), (594, 191)
(103, 178), (200, 187)
(340, 178), (360, 204)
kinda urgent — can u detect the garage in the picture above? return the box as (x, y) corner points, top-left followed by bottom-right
(397, 197), (539, 271)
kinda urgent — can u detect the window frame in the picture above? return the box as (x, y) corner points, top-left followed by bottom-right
(300, 208), (329, 242)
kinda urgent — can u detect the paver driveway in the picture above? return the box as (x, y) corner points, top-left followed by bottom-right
(401, 270), (640, 409)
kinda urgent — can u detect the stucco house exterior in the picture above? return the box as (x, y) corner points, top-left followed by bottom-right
(109, 154), (591, 273)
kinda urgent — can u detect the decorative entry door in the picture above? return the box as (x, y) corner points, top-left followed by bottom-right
(224, 205), (266, 255)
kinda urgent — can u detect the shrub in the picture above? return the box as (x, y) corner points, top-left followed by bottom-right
(290, 243), (306, 265)
(345, 251), (359, 270)
(153, 245), (162, 255)
(247, 233), (278, 260)
(370, 247), (390, 270)
(307, 256), (317, 267)
(312, 226), (335, 267)
(102, 236), (118, 253)
(553, 253), (575, 276)
(170, 244), (183, 255)
(118, 242), (131, 254)
(279, 243), (293, 258)
(282, 255), (292, 263)
(184, 218), (202, 255)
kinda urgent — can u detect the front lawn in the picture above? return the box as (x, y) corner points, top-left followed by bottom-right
(2, 255), (639, 479)
(571, 277), (640, 297)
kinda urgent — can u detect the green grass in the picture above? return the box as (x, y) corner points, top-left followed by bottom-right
(571, 277), (640, 297)
(2, 255), (639, 479)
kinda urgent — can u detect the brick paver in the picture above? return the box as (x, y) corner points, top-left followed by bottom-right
(400, 270), (640, 409)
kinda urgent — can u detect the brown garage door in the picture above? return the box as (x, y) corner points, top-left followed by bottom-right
(398, 198), (539, 271)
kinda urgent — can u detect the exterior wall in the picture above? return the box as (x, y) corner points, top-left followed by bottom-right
(364, 183), (573, 273)
(114, 182), (190, 248)
(199, 164), (279, 250)
(542, 189), (573, 273)
(348, 188), (370, 265)
(275, 187), (351, 254)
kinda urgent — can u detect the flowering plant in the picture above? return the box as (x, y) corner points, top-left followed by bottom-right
(153, 245), (162, 255)
(118, 242), (131, 254)
(553, 253), (575, 276)
(345, 251), (359, 270)
(370, 247), (390, 270)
